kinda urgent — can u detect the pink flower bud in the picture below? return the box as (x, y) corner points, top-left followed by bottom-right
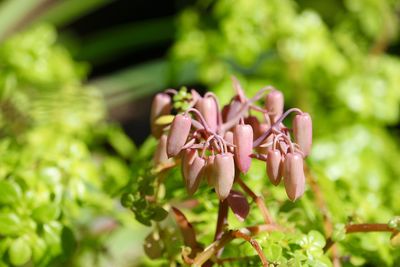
(187, 157), (205, 195)
(278, 140), (289, 154)
(190, 89), (201, 103)
(233, 124), (253, 173)
(224, 131), (234, 153)
(150, 93), (171, 138)
(153, 135), (170, 166)
(223, 97), (242, 124)
(204, 155), (215, 186)
(181, 149), (204, 195)
(195, 96), (218, 132)
(265, 90), (284, 123)
(167, 114), (192, 157)
(244, 115), (261, 140)
(266, 150), (283, 186)
(283, 153), (305, 201)
(214, 153), (235, 201)
(293, 113), (312, 156)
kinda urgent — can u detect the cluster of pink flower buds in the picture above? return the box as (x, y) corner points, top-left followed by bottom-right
(150, 78), (312, 201)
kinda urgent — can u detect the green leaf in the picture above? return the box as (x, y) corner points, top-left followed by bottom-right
(61, 226), (77, 259)
(0, 0), (46, 41)
(32, 203), (60, 223)
(31, 237), (47, 262)
(0, 180), (21, 204)
(0, 213), (21, 235)
(154, 115), (175, 125)
(75, 17), (174, 63)
(390, 232), (400, 247)
(388, 216), (400, 231)
(264, 243), (282, 262)
(33, 0), (112, 27)
(9, 238), (32, 266)
(307, 231), (326, 249)
(151, 206), (169, 222)
(107, 127), (136, 159)
(91, 60), (174, 106)
(332, 223), (346, 242)
(135, 213), (152, 227)
(121, 193), (135, 208)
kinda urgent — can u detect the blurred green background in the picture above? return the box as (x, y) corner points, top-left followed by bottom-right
(0, 0), (399, 266)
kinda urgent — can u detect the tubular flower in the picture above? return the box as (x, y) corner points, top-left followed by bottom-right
(151, 77), (311, 201)
(214, 153), (235, 201)
(265, 90), (284, 123)
(150, 93), (171, 138)
(293, 112), (313, 156)
(233, 124), (253, 173)
(283, 152), (306, 201)
(167, 114), (192, 157)
(266, 149), (283, 186)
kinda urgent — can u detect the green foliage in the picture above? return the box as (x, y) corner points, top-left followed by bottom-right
(0, 24), (137, 266)
(131, 0), (400, 265)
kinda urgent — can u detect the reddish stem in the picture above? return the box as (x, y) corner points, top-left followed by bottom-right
(346, 223), (396, 233)
(324, 223), (397, 252)
(214, 200), (229, 241)
(232, 230), (268, 267)
(236, 176), (274, 224)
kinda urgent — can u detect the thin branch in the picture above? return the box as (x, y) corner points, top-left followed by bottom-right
(236, 176), (274, 224)
(346, 223), (396, 233)
(324, 223), (398, 252)
(192, 228), (271, 267)
(214, 200), (229, 241)
(192, 231), (234, 267)
(232, 230), (268, 267)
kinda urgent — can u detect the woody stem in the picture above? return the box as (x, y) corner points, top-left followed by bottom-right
(324, 223), (397, 252)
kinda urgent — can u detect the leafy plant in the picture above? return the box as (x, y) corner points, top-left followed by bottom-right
(122, 81), (399, 266)
(163, 0), (400, 265)
(0, 24), (137, 266)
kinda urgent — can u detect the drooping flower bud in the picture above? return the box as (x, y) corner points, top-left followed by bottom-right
(293, 112), (312, 156)
(153, 134), (170, 166)
(150, 93), (171, 138)
(283, 153), (305, 201)
(190, 89), (202, 104)
(265, 90), (284, 123)
(266, 150), (283, 186)
(224, 131), (234, 153)
(278, 140), (289, 154)
(167, 114), (192, 157)
(223, 97), (242, 124)
(195, 96), (218, 132)
(214, 153), (235, 201)
(233, 124), (253, 173)
(181, 149), (204, 195)
(186, 157), (205, 196)
(204, 155), (215, 186)
(181, 149), (196, 179)
(244, 115), (261, 140)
